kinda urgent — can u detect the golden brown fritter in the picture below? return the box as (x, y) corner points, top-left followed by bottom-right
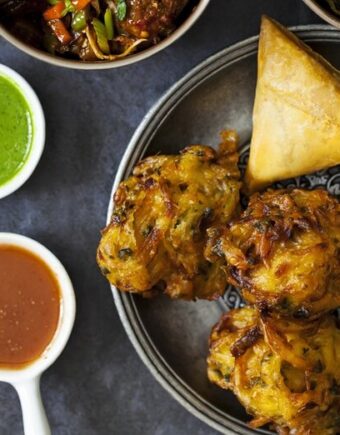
(282, 400), (340, 435)
(205, 189), (340, 318)
(207, 307), (340, 434)
(97, 131), (240, 299)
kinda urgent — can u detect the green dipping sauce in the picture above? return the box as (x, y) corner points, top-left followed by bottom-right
(0, 74), (33, 187)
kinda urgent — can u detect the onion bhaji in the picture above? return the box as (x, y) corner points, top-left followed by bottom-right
(205, 189), (340, 318)
(207, 307), (340, 434)
(97, 131), (240, 299)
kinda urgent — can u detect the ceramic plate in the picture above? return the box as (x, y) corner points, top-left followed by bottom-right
(107, 25), (340, 435)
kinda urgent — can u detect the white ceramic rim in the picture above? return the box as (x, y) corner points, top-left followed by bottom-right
(0, 0), (210, 70)
(0, 233), (76, 382)
(0, 65), (45, 199)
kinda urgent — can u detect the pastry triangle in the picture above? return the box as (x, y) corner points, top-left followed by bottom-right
(245, 16), (340, 193)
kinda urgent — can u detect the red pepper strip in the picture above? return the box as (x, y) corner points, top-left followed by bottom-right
(43, 1), (65, 21)
(72, 0), (91, 10)
(48, 19), (73, 45)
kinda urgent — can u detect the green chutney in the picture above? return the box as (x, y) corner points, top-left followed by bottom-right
(0, 74), (33, 187)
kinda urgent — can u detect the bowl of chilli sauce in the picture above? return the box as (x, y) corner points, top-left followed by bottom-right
(0, 64), (45, 199)
(0, 233), (75, 373)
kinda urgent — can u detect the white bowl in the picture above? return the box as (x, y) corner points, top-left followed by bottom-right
(0, 0), (210, 70)
(0, 65), (45, 199)
(0, 233), (76, 435)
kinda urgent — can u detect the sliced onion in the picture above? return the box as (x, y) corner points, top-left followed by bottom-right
(85, 25), (146, 60)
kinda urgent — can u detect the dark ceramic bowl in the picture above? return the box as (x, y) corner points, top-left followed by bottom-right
(302, 0), (340, 28)
(107, 25), (340, 434)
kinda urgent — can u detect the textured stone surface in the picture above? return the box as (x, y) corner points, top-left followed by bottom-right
(0, 1), (321, 434)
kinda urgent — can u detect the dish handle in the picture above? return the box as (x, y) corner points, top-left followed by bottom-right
(14, 376), (51, 435)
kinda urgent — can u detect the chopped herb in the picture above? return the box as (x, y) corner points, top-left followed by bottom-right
(330, 382), (340, 395)
(197, 263), (208, 276)
(304, 401), (317, 410)
(112, 212), (122, 224)
(116, 0), (127, 21)
(174, 219), (181, 228)
(293, 306), (310, 319)
(247, 256), (256, 266)
(253, 220), (270, 233)
(310, 380), (317, 391)
(249, 377), (266, 387)
(313, 360), (323, 373)
(199, 207), (213, 231)
(118, 248), (133, 259)
(212, 239), (224, 257)
(280, 297), (291, 310)
(142, 225), (153, 237)
(61, 0), (75, 17)
(144, 177), (155, 188)
(195, 150), (205, 157)
(101, 267), (110, 275)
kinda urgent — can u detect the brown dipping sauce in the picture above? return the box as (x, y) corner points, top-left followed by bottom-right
(0, 245), (60, 369)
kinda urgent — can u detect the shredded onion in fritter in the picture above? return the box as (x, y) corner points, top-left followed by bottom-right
(260, 318), (312, 370)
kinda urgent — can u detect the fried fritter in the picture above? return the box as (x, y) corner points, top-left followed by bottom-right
(97, 131), (240, 299)
(205, 189), (340, 317)
(207, 307), (340, 434)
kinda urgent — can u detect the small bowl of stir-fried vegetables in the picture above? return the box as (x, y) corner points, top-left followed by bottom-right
(0, 0), (209, 69)
(301, 0), (340, 28)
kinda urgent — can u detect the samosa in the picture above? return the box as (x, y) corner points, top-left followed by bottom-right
(245, 16), (340, 193)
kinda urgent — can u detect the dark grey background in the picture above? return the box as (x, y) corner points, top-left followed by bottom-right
(0, 1), (322, 434)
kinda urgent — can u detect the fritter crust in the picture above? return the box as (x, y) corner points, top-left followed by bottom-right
(97, 131), (240, 299)
(205, 189), (340, 317)
(207, 307), (340, 434)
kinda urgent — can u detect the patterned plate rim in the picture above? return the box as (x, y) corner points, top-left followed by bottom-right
(107, 25), (340, 435)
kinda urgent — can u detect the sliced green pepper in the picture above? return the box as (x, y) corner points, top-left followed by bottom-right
(92, 18), (110, 54)
(61, 0), (75, 17)
(72, 10), (87, 32)
(104, 8), (114, 40)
